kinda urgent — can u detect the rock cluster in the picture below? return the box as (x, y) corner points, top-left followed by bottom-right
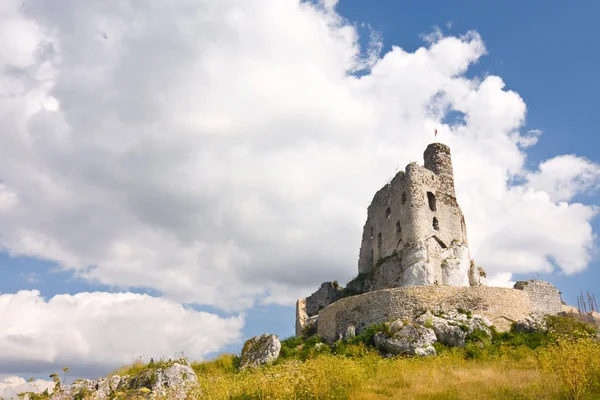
(50, 362), (198, 400)
(239, 334), (281, 370)
(372, 309), (494, 357)
(374, 323), (437, 356)
(513, 313), (548, 333)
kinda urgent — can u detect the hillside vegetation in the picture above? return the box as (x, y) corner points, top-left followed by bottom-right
(20, 314), (600, 400)
(190, 315), (599, 400)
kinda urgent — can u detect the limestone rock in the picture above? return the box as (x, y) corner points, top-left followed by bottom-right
(389, 320), (404, 335)
(513, 314), (547, 333)
(441, 245), (471, 286)
(50, 362), (197, 400)
(374, 323), (437, 356)
(239, 334), (281, 370)
(415, 310), (492, 347)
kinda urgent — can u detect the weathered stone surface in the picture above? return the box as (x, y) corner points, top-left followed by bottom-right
(374, 323), (437, 356)
(469, 262), (487, 287)
(513, 314), (547, 333)
(239, 334), (281, 370)
(416, 310), (492, 347)
(317, 285), (558, 342)
(441, 245), (470, 286)
(305, 282), (343, 317)
(514, 280), (562, 315)
(50, 362), (198, 400)
(357, 143), (475, 289)
(295, 298), (308, 337)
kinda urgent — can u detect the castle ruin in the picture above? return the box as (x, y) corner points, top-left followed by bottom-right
(296, 142), (565, 340)
(348, 142), (485, 294)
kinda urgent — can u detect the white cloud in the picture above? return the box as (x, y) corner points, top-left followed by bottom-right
(526, 155), (600, 202)
(0, 0), (597, 318)
(0, 376), (55, 400)
(0, 290), (244, 374)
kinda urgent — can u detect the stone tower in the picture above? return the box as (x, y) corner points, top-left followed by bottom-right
(347, 143), (486, 294)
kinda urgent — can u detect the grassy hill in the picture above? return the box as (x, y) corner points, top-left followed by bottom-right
(23, 314), (600, 400)
(189, 314), (600, 400)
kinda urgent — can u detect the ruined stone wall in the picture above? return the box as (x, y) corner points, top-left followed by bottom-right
(317, 286), (553, 341)
(355, 143), (471, 289)
(514, 280), (563, 315)
(305, 282), (343, 317)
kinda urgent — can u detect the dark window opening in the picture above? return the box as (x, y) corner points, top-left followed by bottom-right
(385, 207), (391, 220)
(433, 217), (439, 231)
(377, 232), (382, 249)
(401, 192), (407, 204)
(396, 221), (401, 234)
(370, 226), (373, 238)
(427, 192), (437, 211)
(370, 249), (374, 263)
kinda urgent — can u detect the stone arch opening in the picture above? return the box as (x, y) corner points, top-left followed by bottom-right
(433, 217), (439, 231)
(385, 207), (391, 219)
(401, 192), (407, 204)
(395, 221), (401, 234)
(427, 191), (437, 211)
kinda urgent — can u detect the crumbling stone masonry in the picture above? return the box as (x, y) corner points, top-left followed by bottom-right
(514, 279), (563, 315)
(305, 282), (343, 317)
(316, 284), (562, 342)
(295, 143), (567, 339)
(348, 143), (485, 293)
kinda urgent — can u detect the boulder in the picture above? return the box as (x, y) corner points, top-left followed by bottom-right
(239, 334), (281, 370)
(415, 310), (492, 347)
(513, 314), (547, 333)
(374, 323), (437, 356)
(50, 362), (198, 400)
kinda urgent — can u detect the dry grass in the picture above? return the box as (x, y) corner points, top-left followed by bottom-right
(191, 337), (600, 400)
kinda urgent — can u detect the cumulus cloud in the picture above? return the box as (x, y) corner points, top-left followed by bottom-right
(0, 291), (244, 374)
(526, 155), (600, 202)
(0, 0), (598, 316)
(0, 376), (55, 400)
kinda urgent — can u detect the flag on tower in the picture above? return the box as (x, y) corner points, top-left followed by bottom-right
(434, 128), (437, 139)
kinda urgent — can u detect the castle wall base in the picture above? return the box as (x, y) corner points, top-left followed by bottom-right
(316, 284), (562, 342)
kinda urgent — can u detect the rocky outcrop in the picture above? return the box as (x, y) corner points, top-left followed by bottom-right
(415, 310), (492, 347)
(239, 334), (281, 370)
(513, 314), (548, 333)
(374, 322), (437, 356)
(50, 362), (198, 400)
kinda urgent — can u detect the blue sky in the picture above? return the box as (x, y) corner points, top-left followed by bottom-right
(1, 0), (599, 387)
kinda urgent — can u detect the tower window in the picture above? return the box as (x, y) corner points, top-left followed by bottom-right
(396, 221), (401, 234)
(377, 232), (382, 249)
(370, 226), (373, 238)
(385, 207), (391, 219)
(427, 192), (437, 212)
(433, 217), (440, 231)
(401, 192), (407, 204)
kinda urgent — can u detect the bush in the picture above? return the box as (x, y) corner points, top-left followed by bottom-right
(546, 314), (598, 338)
(538, 337), (600, 399)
